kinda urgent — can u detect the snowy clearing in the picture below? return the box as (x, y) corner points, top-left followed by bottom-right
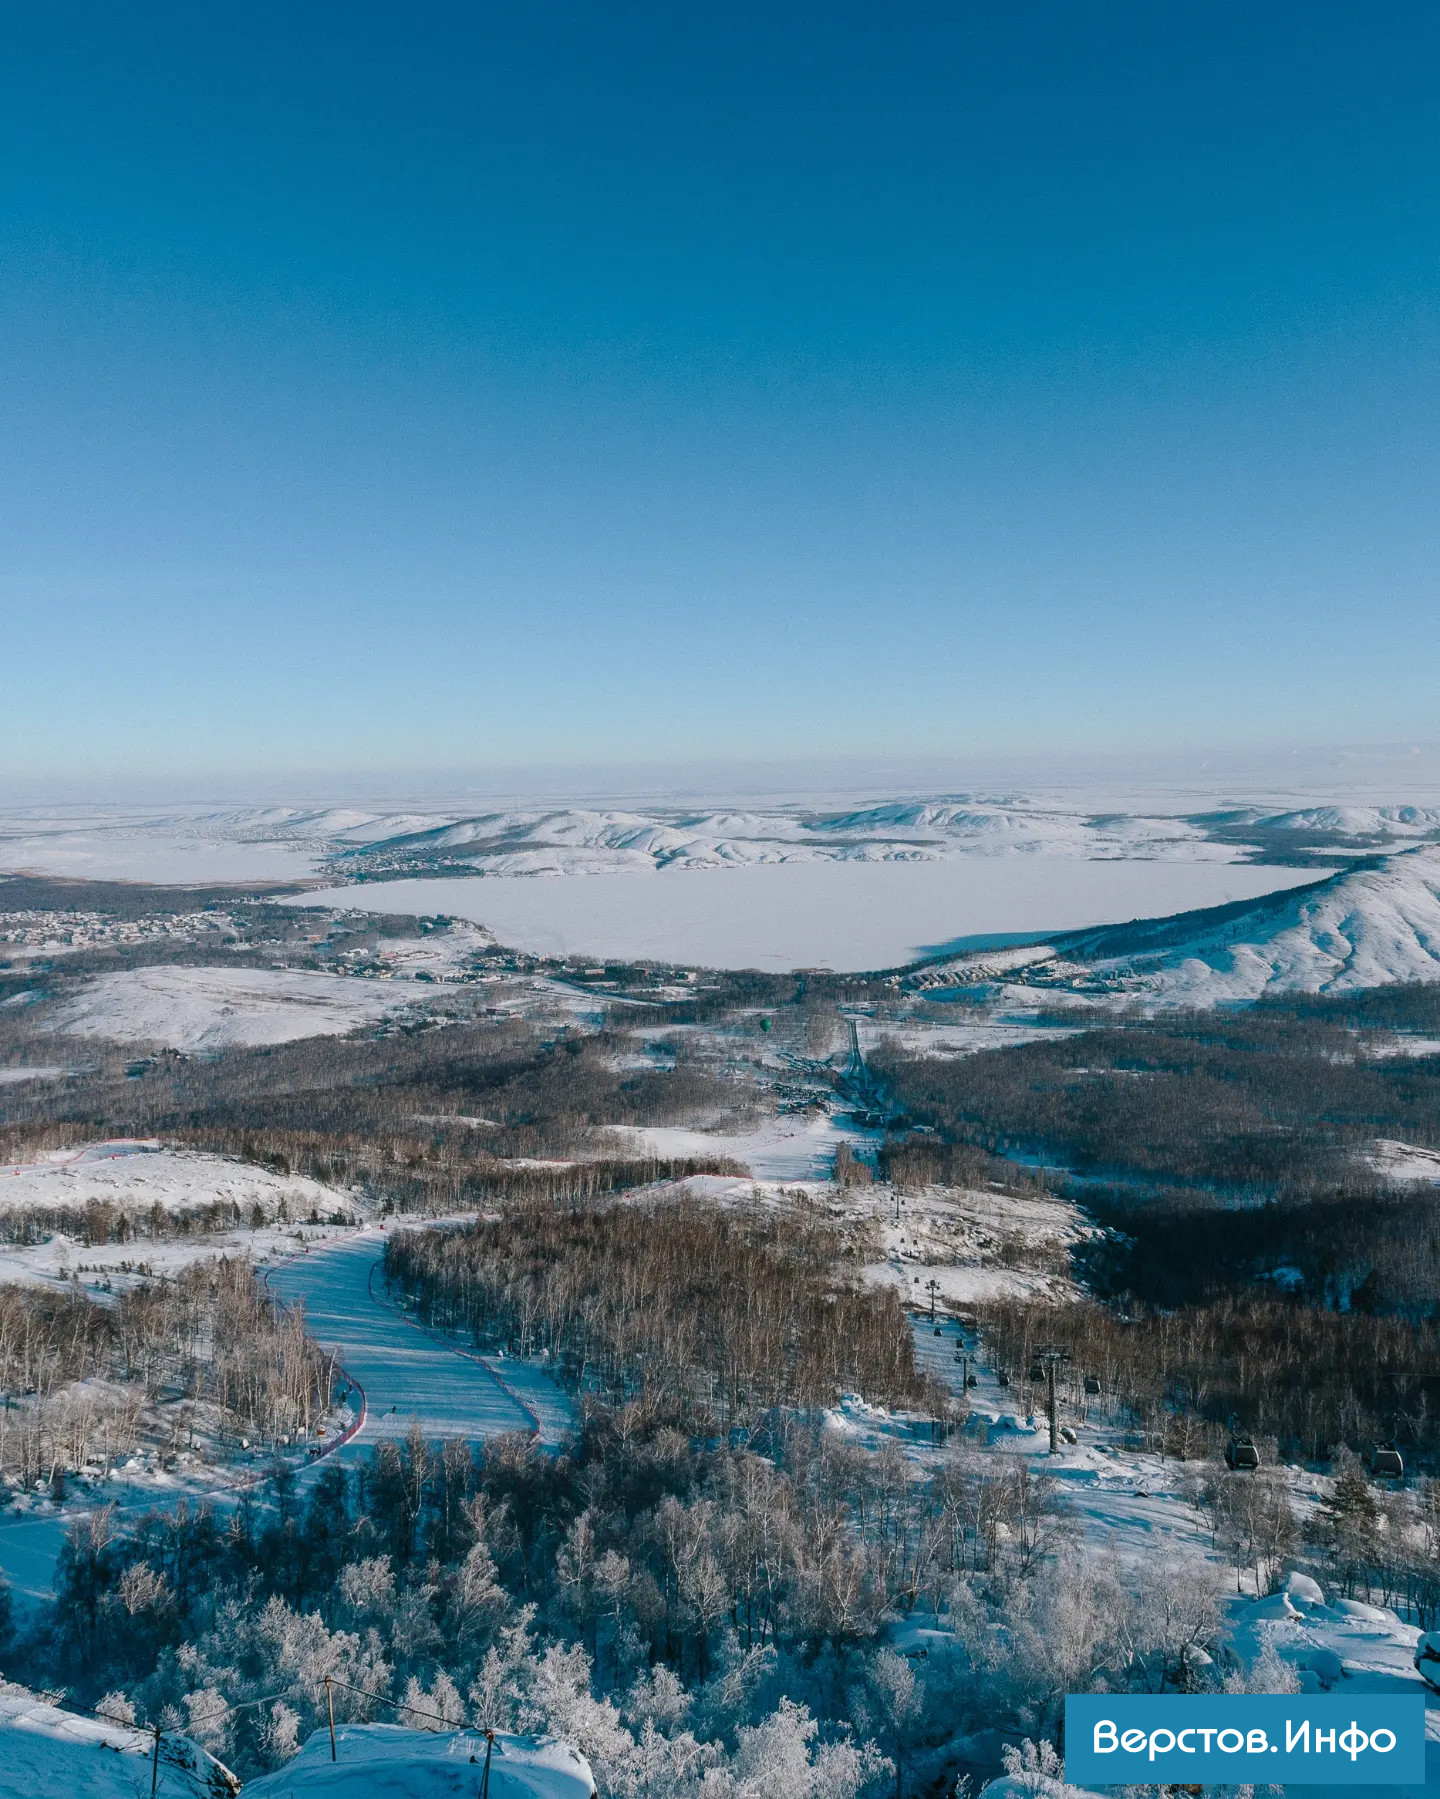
(603, 1112), (872, 1182)
(292, 859), (1324, 973)
(0, 1145), (361, 1293)
(861, 1184), (1088, 1309)
(1370, 1138), (1440, 1185)
(42, 964), (424, 1049)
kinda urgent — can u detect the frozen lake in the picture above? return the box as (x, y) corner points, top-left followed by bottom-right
(295, 858), (1330, 971)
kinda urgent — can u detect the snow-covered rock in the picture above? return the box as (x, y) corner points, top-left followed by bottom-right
(242, 1724), (596, 1798)
(1285, 1570), (1327, 1611)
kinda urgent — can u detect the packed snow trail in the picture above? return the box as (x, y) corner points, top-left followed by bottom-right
(265, 1230), (573, 1453)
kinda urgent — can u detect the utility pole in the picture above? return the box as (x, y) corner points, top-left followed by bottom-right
(480, 1729), (496, 1798)
(326, 1677), (337, 1761)
(151, 1722), (162, 1798)
(925, 1278), (941, 1323)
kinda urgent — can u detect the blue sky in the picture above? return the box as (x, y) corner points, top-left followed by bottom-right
(3, 2), (1439, 785)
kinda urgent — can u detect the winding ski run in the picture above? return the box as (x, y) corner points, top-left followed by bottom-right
(266, 1229), (574, 1454)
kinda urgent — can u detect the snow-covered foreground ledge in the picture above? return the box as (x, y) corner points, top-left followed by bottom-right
(0, 1682), (237, 1799)
(243, 1723), (596, 1798)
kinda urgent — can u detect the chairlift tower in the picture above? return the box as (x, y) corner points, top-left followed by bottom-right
(1034, 1346), (1071, 1454)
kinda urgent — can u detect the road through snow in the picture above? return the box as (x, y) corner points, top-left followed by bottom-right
(266, 1230), (574, 1453)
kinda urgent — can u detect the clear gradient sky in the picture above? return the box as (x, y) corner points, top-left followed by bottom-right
(3, 3), (1439, 785)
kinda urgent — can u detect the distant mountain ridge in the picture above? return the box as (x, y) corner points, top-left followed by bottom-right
(7, 796), (1440, 887)
(263, 796), (1440, 879)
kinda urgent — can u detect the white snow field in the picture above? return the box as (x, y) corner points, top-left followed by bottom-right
(265, 1232), (575, 1451)
(243, 1723), (596, 1799)
(1371, 1138), (1440, 1184)
(294, 858), (1324, 973)
(0, 1143), (361, 1293)
(42, 964), (421, 1049)
(0, 1139), (341, 1210)
(0, 1684), (234, 1799)
(604, 1112), (873, 1181)
(0, 806), (322, 883)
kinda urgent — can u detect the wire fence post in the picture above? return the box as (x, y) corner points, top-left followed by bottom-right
(151, 1720), (162, 1798)
(480, 1727), (495, 1798)
(326, 1676), (337, 1761)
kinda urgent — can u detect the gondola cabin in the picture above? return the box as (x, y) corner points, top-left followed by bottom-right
(1370, 1445), (1405, 1478)
(1225, 1439), (1260, 1471)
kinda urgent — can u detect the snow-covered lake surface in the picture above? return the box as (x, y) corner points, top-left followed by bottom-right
(294, 860), (1326, 972)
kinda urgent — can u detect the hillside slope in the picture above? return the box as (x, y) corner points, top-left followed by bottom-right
(1040, 844), (1440, 1004)
(0, 1685), (235, 1798)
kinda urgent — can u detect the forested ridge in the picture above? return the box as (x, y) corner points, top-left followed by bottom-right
(874, 990), (1440, 1197)
(386, 1199), (936, 1426)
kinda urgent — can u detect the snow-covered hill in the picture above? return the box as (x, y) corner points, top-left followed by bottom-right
(7, 791), (1440, 887)
(1029, 844), (1440, 1004)
(0, 1684), (236, 1798)
(42, 965), (424, 1050)
(242, 1724), (596, 1798)
(314, 799), (1240, 878)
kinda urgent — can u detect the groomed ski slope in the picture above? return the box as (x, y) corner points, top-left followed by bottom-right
(265, 1231), (574, 1451)
(0, 1229), (573, 1609)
